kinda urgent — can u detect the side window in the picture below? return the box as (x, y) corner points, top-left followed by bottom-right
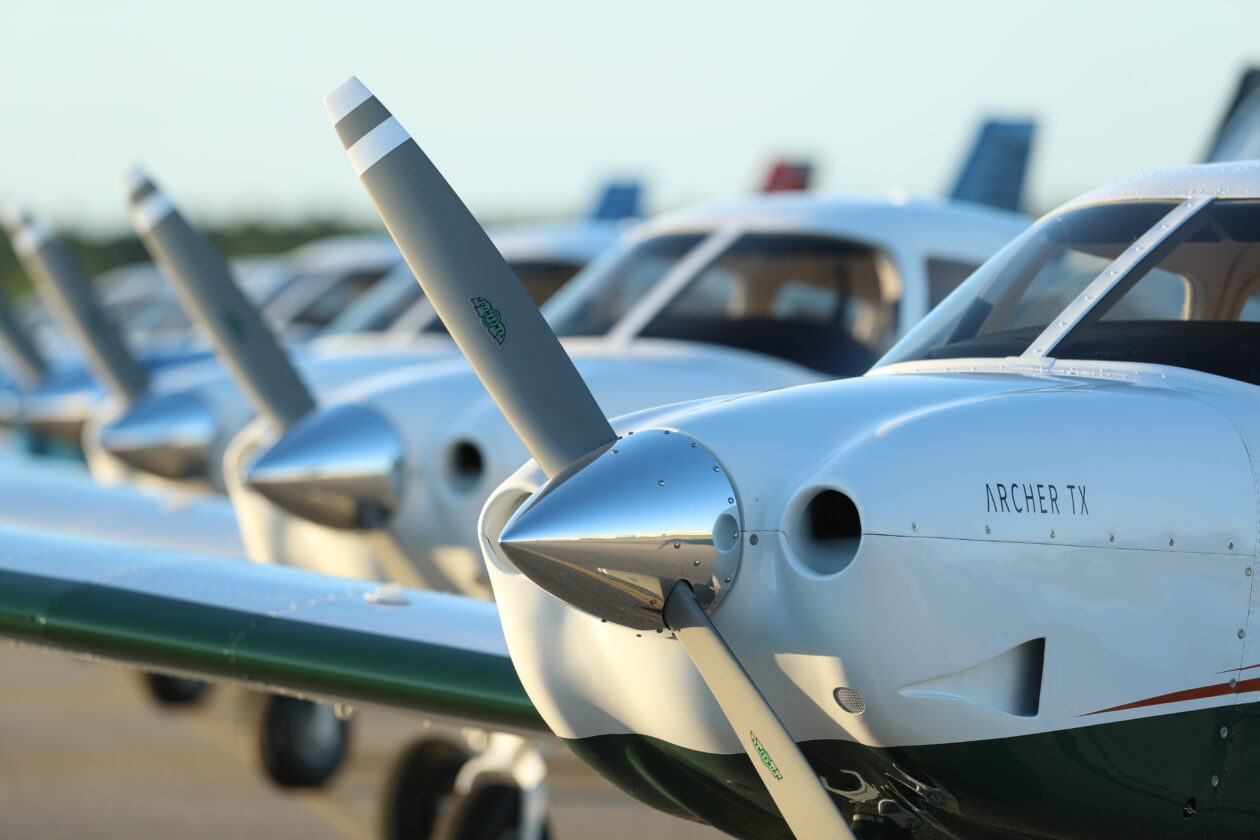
(926, 258), (979, 309)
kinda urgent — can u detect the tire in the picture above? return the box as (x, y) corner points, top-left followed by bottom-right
(381, 739), (469, 840)
(258, 696), (349, 788)
(143, 673), (211, 706)
(439, 781), (551, 840)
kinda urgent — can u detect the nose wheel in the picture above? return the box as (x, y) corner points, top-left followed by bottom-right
(381, 731), (550, 840)
(257, 695), (350, 788)
(381, 738), (468, 840)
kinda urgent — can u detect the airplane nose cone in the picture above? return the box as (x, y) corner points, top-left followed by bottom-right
(99, 390), (218, 479)
(244, 403), (405, 530)
(497, 429), (743, 631)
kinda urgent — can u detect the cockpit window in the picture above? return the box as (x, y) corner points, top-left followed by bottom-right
(876, 202), (1180, 367)
(288, 269), (390, 329)
(637, 233), (896, 376)
(880, 199), (1260, 386)
(322, 263), (420, 335)
(545, 234), (706, 337)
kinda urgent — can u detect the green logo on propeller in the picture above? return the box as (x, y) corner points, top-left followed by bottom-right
(750, 733), (783, 781)
(470, 296), (506, 345)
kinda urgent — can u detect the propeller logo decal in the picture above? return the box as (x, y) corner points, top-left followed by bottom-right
(750, 733), (783, 781)
(470, 297), (507, 344)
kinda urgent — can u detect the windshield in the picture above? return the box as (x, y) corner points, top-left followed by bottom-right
(266, 268), (392, 331)
(637, 233), (897, 376)
(877, 202), (1181, 366)
(545, 234), (706, 337)
(322, 263), (420, 335)
(878, 199), (1260, 386)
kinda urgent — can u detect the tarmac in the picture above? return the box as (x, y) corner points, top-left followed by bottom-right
(0, 642), (725, 839)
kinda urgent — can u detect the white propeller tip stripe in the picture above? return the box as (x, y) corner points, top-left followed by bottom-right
(324, 76), (373, 124)
(120, 165), (152, 199)
(131, 191), (175, 235)
(347, 116), (410, 176)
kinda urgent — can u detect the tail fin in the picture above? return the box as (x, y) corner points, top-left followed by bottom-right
(761, 159), (813, 193)
(588, 181), (642, 222)
(1204, 67), (1260, 163)
(948, 119), (1035, 213)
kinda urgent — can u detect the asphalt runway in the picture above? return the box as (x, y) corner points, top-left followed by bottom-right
(0, 643), (725, 839)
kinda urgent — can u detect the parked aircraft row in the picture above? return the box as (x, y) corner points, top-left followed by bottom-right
(1, 66), (1260, 840)
(0, 100), (1034, 814)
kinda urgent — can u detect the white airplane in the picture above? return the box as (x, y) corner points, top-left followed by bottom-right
(91, 95), (1029, 820)
(0, 89), (1030, 831)
(4, 145), (1260, 839)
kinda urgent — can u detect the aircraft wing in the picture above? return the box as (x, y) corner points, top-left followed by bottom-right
(0, 451), (245, 556)
(0, 523), (545, 735)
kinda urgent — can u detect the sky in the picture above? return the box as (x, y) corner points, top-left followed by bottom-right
(3, 0), (1260, 233)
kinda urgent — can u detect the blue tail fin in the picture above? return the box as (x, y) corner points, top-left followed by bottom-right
(588, 181), (643, 222)
(948, 119), (1036, 213)
(1204, 68), (1260, 163)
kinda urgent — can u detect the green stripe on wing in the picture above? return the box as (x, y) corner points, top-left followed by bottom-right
(0, 527), (544, 734)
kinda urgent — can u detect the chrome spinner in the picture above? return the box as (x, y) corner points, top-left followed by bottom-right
(497, 429), (742, 631)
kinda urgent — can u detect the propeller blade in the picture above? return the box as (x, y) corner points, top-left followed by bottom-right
(332, 77), (852, 837)
(122, 168), (315, 429)
(664, 582), (855, 840)
(4, 208), (148, 403)
(324, 77), (615, 478)
(0, 285), (46, 388)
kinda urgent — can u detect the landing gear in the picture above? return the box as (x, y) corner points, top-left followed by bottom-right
(381, 738), (468, 839)
(142, 673), (210, 706)
(381, 730), (550, 840)
(257, 695), (350, 787)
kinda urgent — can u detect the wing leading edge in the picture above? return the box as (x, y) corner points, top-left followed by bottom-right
(0, 524), (544, 734)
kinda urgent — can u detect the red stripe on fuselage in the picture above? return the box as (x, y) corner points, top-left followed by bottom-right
(1083, 676), (1260, 716)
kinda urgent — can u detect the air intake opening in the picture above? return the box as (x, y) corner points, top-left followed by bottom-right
(809, 490), (861, 540)
(791, 489), (861, 575)
(447, 440), (485, 493)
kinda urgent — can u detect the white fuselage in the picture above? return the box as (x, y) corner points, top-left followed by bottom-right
(480, 358), (1258, 754)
